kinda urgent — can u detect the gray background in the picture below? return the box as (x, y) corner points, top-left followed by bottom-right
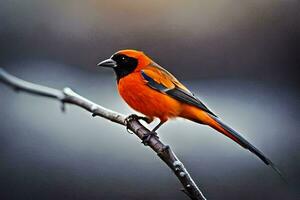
(0, 1), (299, 199)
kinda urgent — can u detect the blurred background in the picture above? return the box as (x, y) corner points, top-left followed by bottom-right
(0, 0), (299, 199)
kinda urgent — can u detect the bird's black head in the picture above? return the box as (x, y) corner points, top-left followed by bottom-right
(98, 51), (139, 82)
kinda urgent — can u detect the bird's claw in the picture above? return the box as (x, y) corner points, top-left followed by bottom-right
(125, 126), (133, 134)
(125, 114), (139, 123)
(141, 131), (159, 146)
(125, 114), (157, 142)
(138, 116), (153, 124)
(125, 114), (153, 124)
(125, 114), (146, 134)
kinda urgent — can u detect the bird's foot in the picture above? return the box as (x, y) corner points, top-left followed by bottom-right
(126, 114), (153, 124)
(125, 114), (153, 134)
(125, 114), (138, 124)
(138, 116), (153, 124)
(125, 114), (137, 134)
(141, 131), (159, 146)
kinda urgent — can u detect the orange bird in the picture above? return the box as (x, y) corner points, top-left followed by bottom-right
(98, 49), (281, 176)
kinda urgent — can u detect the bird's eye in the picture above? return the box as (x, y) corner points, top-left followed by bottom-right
(121, 56), (128, 63)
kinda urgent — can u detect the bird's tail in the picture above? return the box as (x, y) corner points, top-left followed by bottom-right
(180, 105), (284, 180)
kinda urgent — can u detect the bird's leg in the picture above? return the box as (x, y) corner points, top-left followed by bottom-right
(141, 120), (165, 146)
(151, 120), (165, 132)
(126, 114), (164, 145)
(125, 114), (154, 134)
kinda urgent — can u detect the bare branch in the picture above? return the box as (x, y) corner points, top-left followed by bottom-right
(0, 68), (207, 200)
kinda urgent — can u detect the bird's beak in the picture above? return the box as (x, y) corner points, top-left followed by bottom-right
(97, 58), (117, 68)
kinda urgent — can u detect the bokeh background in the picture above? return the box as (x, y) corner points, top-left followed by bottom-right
(0, 0), (299, 199)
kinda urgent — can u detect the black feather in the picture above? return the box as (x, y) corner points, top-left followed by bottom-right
(141, 70), (217, 117)
(211, 114), (285, 181)
(166, 87), (217, 117)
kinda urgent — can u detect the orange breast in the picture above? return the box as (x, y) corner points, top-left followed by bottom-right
(118, 72), (182, 121)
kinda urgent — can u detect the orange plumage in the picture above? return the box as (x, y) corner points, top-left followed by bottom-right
(98, 49), (282, 177)
(116, 50), (209, 124)
(118, 72), (181, 123)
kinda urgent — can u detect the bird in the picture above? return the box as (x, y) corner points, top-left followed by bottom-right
(97, 49), (283, 178)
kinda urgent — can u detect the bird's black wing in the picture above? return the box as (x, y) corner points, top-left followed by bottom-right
(141, 70), (217, 117)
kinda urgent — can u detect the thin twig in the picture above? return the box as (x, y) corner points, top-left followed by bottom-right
(0, 68), (206, 200)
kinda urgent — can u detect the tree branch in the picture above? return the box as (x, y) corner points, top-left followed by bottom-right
(0, 68), (206, 200)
